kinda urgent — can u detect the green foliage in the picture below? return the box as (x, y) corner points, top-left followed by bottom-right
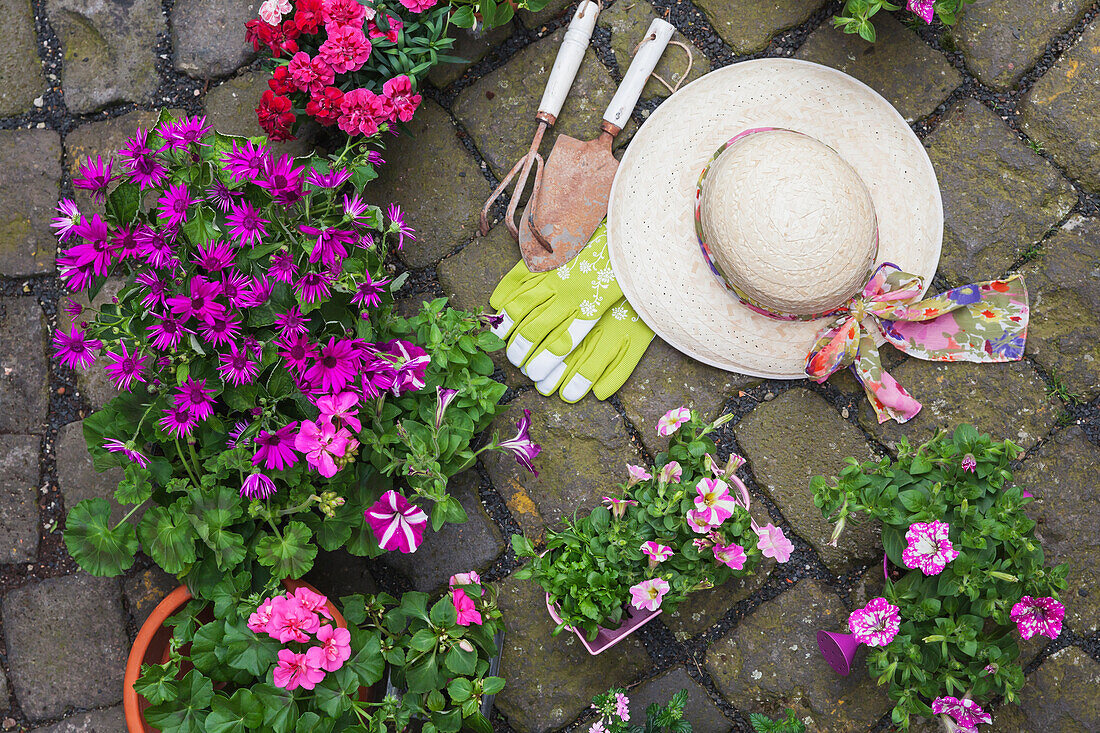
(832, 0), (975, 41)
(450, 0), (551, 29)
(514, 411), (764, 641)
(811, 425), (1068, 729)
(749, 709), (806, 733)
(590, 687), (692, 733)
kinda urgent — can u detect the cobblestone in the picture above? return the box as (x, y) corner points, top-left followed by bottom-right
(56, 419), (128, 527)
(694, 0), (825, 54)
(0, 0), (46, 117)
(0, 298), (48, 434)
(171, 0), (259, 79)
(628, 667), (732, 731)
(27, 706), (125, 733)
(0, 435), (40, 563)
(0, 129), (61, 277)
(993, 645), (1100, 730)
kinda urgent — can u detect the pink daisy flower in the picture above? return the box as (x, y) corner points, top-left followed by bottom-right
(277, 332), (318, 373)
(102, 342), (150, 392)
(364, 490), (428, 553)
(73, 154), (115, 203)
(146, 312), (192, 351)
(848, 597), (900, 647)
(294, 271), (334, 304)
(221, 139), (269, 183)
(199, 311), (242, 347)
(51, 199), (81, 242)
(902, 520), (959, 576)
(252, 422), (300, 470)
(1010, 596), (1064, 641)
(156, 183), (194, 228)
(193, 240), (237, 272)
(52, 324), (101, 370)
(350, 271), (390, 310)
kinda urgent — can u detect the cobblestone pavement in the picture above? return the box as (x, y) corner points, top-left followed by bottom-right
(1, 0), (1099, 730)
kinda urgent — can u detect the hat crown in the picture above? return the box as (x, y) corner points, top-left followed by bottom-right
(699, 129), (878, 318)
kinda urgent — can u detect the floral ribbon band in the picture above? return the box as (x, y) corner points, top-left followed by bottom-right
(805, 263), (1029, 424)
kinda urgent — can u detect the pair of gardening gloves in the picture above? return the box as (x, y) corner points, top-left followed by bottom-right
(489, 221), (654, 402)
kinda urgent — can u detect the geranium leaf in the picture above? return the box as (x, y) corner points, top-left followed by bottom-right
(206, 689), (265, 733)
(144, 670), (213, 733)
(64, 498), (138, 576)
(253, 683), (299, 731)
(255, 521), (318, 579)
(138, 503), (197, 575)
(222, 618), (279, 676)
(132, 662), (179, 706)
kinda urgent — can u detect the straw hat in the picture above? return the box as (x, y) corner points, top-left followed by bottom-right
(606, 59), (943, 378)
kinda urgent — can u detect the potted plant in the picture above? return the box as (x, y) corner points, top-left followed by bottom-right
(56, 112), (536, 602)
(811, 425), (1068, 732)
(832, 0), (974, 42)
(586, 686), (692, 733)
(513, 408), (793, 653)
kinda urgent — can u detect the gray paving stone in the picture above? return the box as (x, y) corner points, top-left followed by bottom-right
(453, 24), (634, 180)
(28, 705), (125, 733)
(46, 0), (165, 113)
(0, 298), (48, 434)
(1021, 18), (1100, 192)
(382, 471), (504, 593)
(0, 663), (7, 713)
(58, 278), (124, 411)
(0, 0), (46, 117)
(1020, 216), (1100, 399)
(0, 435), (40, 564)
(925, 98), (1076, 285)
(0, 128), (61, 277)
(302, 548), (378, 600)
(992, 646), (1100, 731)
(493, 571), (650, 733)
(428, 22), (514, 88)
(203, 70), (319, 158)
(122, 566), (178, 631)
(705, 579), (891, 731)
(598, 0), (711, 102)
(363, 99), (491, 269)
(1015, 426), (1100, 633)
(2, 573), (128, 721)
(952, 0), (1089, 90)
(619, 337), (757, 456)
(64, 109), (169, 213)
(858, 360), (1060, 453)
(518, 0), (573, 29)
(795, 13), (961, 122)
(482, 390), (643, 537)
(172, 0), (259, 79)
(694, 0), (825, 54)
(627, 667), (732, 732)
(736, 388), (881, 574)
(436, 224), (525, 388)
(57, 420), (128, 527)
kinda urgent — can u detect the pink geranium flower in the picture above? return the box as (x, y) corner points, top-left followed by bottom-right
(365, 490), (428, 553)
(931, 696), (991, 733)
(292, 585), (334, 620)
(273, 648), (326, 691)
(641, 541), (673, 564)
(658, 461), (682, 484)
(247, 597), (275, 634)
(315, 624), (352, 671)
(451, 587), (483, 626)
(267, 595), (320, 643)
(655, 406), (691, 436)
(316, 391), (361, 433)
(629, 578), (669, 612)
(902, 520), (959, 576)
(399, 0), (438, 10)
(848, 597), (900, 647)
(713, 542), (746, 570)
(1010, 596), (1064, 640)
(693, 478), (738, 526)
(449, 571), (481, 589)
(295, 419), (356, 477)
(755, 523), (793, 563)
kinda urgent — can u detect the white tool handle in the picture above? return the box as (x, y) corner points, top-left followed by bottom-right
(603, 18), (675, 129)
(537, 1), (600, 121)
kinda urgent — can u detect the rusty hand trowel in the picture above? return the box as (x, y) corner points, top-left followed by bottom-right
(519, 17), (676, 272)
(478, 0), (600, 242)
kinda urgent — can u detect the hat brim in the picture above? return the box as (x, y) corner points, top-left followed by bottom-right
(607, 59), (943, 379)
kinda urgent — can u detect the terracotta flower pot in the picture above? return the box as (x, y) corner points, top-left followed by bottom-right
(544, 594), (662, 655)
(123, 579), (356, 733)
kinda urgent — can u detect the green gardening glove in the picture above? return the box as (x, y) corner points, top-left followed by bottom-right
(489, 221), (621, 380)
(534, 296), (655, 402)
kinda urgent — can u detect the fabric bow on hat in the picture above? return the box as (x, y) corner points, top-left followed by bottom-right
(806, 263), (1029, 424)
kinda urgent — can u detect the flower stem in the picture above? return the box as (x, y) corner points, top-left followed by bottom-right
(175, 437), (201, 487)
(111, 500), (148, 530)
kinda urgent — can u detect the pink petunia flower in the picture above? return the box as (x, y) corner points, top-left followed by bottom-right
(629, 577), (670, 612)
(686, 509), (716, 534)
(365, 490), (428, 553)
(267, 595), (320, 643)
(603, 496), (638, 519)
(451, 587), (483, 626)
(907, 0), (935, 24)
(902, 520), (959, 576)
(961, 453), (976, 472)
(693, 478), (738, 526)
(931, 696), (991, 733)
(848, 597), (900, 647)
(641, 541), (673, 564)
(655, 406), (691, 436)
(626, 464), (651, 486)
(1010, 596), (1064, 641)
(315, 624), (352, 672)
(498, 408), (541, 476)
(713, 542), (747, 570)
(295, 419), (356, 477)
(755, 523), (793, 563)
(658, 461), (682, 484)
(272, 648), (326, 691)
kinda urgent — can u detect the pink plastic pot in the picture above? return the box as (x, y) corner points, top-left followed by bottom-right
(817, 630), (860, 676)
(544, 594), (662, 655)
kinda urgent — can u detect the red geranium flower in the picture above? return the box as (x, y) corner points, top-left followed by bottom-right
(306, 87), (344, 127)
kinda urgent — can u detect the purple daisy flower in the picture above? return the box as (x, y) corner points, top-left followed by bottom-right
(902, 520), (959, 576)
(350, 271), (390, 311)
(102, 342), (150, 392)
(156, 183), (195, 228)
(146, 312), (192, 351)
(134, 225), (178, 271)
(241, 472), (277, 500)
(117, 128), (166, 190)
(1010, 596), (1064, 641)
(51, 199), (81, 242)
(62, 298), (82, 318)
(386, 203), (415, 250)
(342, 192), (371, 223)
(199, 311), (242, 347)
(268, 250), (297, 283)
(221, 139), (269, 183)
(56, 251), (94, 293)
(277, 333), (318, 374)
(158, 115), (211, 152)
(226, 420), (250, 449)
(305, 337), (360, 393)
(112, 225), (142, 262)
(252, 422), (300, 471)
(275, 306), (309, 337)
(205, 180), (241, 213)
(298, 224), (356, 269)
(366, 150), (384, 165)
(305, 166), (352, 189)
(226, 200), (269, 248)
(73, 155), (116, 203)
(52, 324), (101, 370)
(159, 404), (199, 438)
(136, 271), (168, 309)
(498, 408), (540, 476)
(103, 439), (149, 468)
(848, 597), (900, 647)
(293, 271), (333, 305)
(194, 240), (237, 273)
(218, 270), (253, 308)
(217, 342), (259, 387)
(173, 377), (216, 420)
(256, 154), (305, 206)
(69, 214), (117, 277)
(246, 275), (273, 307)
(166, 276), (226, 324)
